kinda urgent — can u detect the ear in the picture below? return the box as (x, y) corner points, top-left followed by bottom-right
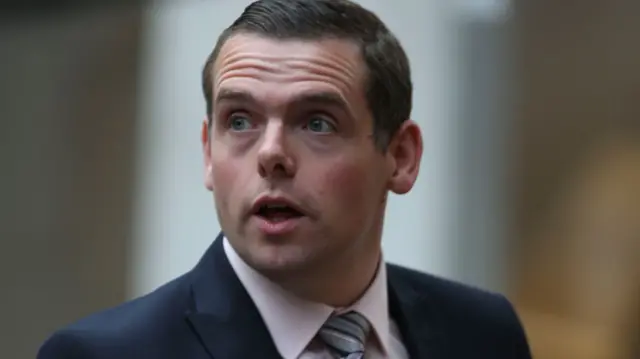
(386, 120), (423, 195)
(202, 118), (214, 191)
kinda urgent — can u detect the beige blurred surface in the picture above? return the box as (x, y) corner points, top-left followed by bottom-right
(512, 1), (640, 358)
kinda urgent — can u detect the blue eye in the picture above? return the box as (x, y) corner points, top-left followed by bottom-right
(305, 116), (335, 133)
(229, 115), (252, 131)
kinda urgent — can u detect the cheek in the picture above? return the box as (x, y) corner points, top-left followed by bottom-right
(211, 157), (234, 192)
(318, 161), (383, 220)
(210, 155), (243, 212)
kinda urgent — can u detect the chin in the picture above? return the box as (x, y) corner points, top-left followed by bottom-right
(245, 240), (317, 276)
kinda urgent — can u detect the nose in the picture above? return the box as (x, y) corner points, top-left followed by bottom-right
(257, 121), (296, 179)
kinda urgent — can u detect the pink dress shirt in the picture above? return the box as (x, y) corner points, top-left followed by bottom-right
(223, 238), (409, 359)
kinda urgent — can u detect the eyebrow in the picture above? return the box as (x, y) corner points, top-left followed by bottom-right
(214, 88), (255, 104)
(214, 88), (350, 112)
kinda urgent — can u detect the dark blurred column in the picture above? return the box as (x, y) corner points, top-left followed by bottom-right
(0, 6), (142, 358)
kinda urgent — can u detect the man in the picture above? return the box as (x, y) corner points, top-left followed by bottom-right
(38, 0), (532, 358)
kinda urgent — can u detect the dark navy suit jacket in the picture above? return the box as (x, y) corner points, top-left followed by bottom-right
(38, 233), (532, 359)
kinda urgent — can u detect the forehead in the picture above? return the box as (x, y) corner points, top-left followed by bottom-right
(212, 34), (368, 107)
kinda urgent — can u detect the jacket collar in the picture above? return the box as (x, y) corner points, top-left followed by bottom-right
(186, 232), (281, 359)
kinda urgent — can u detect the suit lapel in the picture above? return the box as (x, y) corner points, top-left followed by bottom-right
(387, 264), (450, 359)
(185, 233), (281, 359)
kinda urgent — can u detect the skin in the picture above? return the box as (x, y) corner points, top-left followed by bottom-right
(202, 33), (423, 307)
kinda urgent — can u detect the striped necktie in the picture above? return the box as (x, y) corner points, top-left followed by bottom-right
(318, 311), (371, 359)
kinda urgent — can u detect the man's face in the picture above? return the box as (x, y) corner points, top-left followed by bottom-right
(202, 34), (415, 276)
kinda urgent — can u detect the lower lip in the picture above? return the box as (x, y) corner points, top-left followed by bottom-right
(252, 215), (303, 236)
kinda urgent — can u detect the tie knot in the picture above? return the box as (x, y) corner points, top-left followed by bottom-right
(319, 311), (371, 358)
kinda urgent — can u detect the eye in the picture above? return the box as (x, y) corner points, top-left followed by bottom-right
(304, 115), (336, 134)
(228, 113), (253, 131)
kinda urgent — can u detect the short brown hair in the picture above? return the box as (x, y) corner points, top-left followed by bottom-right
(202, 0), (412, 150)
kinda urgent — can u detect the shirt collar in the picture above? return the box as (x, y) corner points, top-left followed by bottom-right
(223, 238), (390, 359)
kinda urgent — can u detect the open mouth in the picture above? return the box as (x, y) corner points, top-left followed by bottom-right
(255, 203), (304, 222)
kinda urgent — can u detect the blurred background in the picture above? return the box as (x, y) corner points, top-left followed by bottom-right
(1, 0), (638, 358)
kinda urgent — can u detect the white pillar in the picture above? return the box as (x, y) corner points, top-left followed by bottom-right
(130, 0), (507, 297)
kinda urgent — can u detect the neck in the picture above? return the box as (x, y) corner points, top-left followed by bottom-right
(281, 242), (382, 308)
